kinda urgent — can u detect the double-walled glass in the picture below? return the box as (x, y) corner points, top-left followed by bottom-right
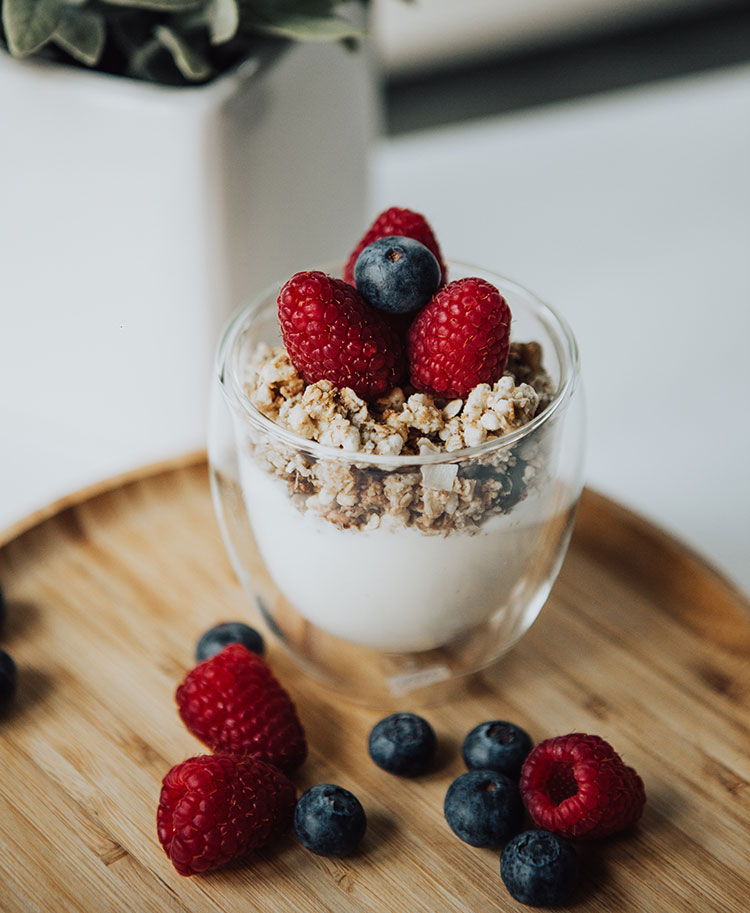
(208, 263), (585, 704)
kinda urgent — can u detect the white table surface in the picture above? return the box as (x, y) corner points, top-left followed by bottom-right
(373, 62), (750, 595)
(2, 61), (749, 597)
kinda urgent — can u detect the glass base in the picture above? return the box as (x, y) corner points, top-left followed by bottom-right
(210, 463), (577, 707)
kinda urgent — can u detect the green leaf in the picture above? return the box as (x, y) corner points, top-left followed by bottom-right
(154, 24), (212, 80)
(253, 13), (363, 42)
(52, 8), (105, 65)
(2, 0), (65, 56)
(126, 35), (163, 79)
(98, 0), (203, 12)
(207, 0), (238, 44)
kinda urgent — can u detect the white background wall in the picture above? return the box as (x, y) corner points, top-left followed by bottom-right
(373, 62), (750, 595)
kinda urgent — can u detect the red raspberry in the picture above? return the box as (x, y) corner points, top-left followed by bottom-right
(343, 206), (447, 286)
(519, 733), (646, 839)
(176, 644), (307, 772)
(156, 754), (295, 875)
(407, 278), (511, 398)
(278, 271), (405, 400)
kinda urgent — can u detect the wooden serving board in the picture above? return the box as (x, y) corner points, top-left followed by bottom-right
(1, 459), (749, 913)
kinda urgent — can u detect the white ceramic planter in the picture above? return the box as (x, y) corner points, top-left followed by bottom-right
(0, 35), (379, 524)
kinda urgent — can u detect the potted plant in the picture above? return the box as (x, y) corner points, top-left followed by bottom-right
(0, 0), (379, 498)
(1, 0), (367, 86)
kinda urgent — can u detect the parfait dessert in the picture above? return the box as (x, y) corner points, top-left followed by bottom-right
(211, 208), (584, 698)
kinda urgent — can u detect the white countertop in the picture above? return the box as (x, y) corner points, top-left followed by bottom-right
(2, 60), (749, 597)
(373, 62), (750, 594)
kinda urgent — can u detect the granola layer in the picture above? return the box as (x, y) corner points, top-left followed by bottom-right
(239, 343), (555, 533)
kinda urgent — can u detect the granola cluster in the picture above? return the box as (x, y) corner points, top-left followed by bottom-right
(240, 343), (555, 533)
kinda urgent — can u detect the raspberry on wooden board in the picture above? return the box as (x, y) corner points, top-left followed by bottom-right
(519, 733), (646, 838)
(156, 754), (295, 876)
(176, 644), (307, 772)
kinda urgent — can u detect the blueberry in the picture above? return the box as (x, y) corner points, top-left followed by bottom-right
(444, 769), (524, 848)
(354, 236), (441, 314)
(500, 830), (578, 907)
(293, 784), (366, 856)
(462, 720), (533, 779)
(195, 622), (265, 662)
(0, 649), (17, 714)
(368, 712), (436, 776)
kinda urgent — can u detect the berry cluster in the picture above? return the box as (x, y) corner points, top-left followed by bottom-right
(155, 622), (646, 905)
(277, 207), (513, 401)
(157, 629), (306, 875)
(365, 711), (645, 907)
(157, 622), (367, 875)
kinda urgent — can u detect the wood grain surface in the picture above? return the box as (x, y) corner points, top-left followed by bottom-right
(0, 459), (748, 913)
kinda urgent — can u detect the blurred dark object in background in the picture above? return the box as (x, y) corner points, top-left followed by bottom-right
(381, 0), (750, 133)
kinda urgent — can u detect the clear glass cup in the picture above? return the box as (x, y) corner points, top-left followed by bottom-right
(208, 262), (585, 705)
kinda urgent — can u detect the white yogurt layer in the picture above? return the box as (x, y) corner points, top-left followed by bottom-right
(240, 455), (550, 652)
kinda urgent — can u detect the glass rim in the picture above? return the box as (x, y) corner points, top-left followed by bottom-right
(216, 261), (581, 467)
